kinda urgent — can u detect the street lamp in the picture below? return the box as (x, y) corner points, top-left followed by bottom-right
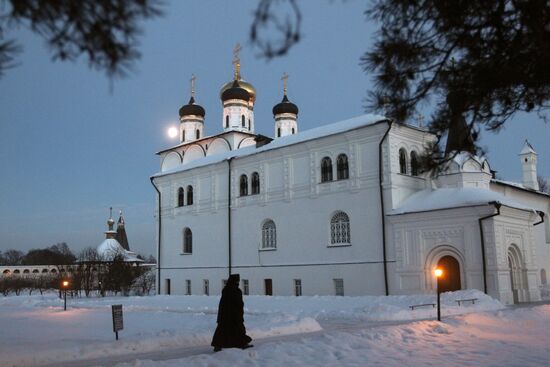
(434, 268), (443, 321)
(61, 279), (70, 311)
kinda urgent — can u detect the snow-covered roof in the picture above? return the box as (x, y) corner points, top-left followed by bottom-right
(390, 187), (536, 215)
(97, 238), (143, 262)
(492, 179), (550, 197)
(153, 114), (388, 178)
(520, 140), (537, 155)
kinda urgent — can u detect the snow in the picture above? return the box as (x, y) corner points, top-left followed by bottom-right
(3, 290), (550, 367)
(153, 114), (388, 178)
(391, 187), (535, 215)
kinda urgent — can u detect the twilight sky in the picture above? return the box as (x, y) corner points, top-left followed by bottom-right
(0, 1), (548, 257)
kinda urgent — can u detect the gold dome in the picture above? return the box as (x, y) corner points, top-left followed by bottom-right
(220, 79), (256, 103)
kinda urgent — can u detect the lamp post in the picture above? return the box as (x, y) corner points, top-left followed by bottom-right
(434, 268), (443, 321)
(61, 280), (70, 311)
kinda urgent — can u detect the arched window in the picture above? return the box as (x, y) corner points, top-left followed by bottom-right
(251, 172), (260, 195)
(410, 151), (419, 176)
(32, 269), (39, 274)
(262, 220), (277, 249)
(182, 130), (185, 141)
(225, 115), (229, 128)
(177, 187), (184, 207)
(399, 148), (407, 174)
(240, 174), (248, 196)
(292, 128), (295, 134)
(241, 115), (245, 127)
(248, 119), (251, 129)
(186, 185), (193, 205)
(277, 127), (281, 137)
(336, 154), (349, 180)
(183, 228), (192, 254)
(542, 269), (547, 285)
(321, 157), (333, 182)
(196, 129), (200, 139)
(13, 269), (20, 274)
(330, 211), (351, 245)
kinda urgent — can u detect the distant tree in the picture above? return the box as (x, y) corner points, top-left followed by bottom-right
(0, 0), (163, 78)
(22, 243), (75, 265)
(2, 249), (24, 265)
(539, 176), (550, 194)
(77, 247), (103, 297)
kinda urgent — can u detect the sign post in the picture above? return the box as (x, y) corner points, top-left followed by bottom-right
(111, 304), (123, 340)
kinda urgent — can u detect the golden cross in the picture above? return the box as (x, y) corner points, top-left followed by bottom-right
(233, 43), (242, 79)
(190, 74), (196, 98)
(416, 113), (424, 127)
(382, 96), (390, 116)
(282, 72), (289, 95)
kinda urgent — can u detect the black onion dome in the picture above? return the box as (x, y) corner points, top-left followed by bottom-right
(179, 96), (205, 118)
(221, 80), (251, 102)
(272, 94), (299, 115)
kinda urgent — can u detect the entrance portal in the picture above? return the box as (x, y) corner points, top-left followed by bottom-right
(437, 256), (461, 293)
(508, 245), (526, 304)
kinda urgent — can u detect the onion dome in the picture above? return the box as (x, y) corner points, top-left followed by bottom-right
(179, 96), (205, 118)
(273, 94), (299, 115)
(221, 80), (251, 102)
(220, 79), (256, 103)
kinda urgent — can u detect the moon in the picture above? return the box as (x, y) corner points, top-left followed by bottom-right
(167, 127), (178, 139)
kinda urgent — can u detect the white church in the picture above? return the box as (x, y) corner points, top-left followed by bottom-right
(151, 49), (549, 305)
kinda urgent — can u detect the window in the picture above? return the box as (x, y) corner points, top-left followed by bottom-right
(292, 128), (295, 134)
(182, 130), (185, 141)
(225, 115), (229, 128)
(248, 119), (251, 129)
(183, 228), (192, 254)
(542, 269), (547, 285)
(203, 279), (209, 295)
(336, 154), (349, 180)
(165, 279), (171, 295)
(264, 279), (273, 296)
(410, 151), (419, 176)
(177, 187), (184, 207)
(196, 129), (200, 139)
(251, 172), (260, 195)
(185, 280), (191, 295)
(334, 279), (344, 296)
(186, 185), (193, 205)
(241, 115), (245, 127)
(262, 220), (277, 249)
(294, 279), (302, 296)
(399, 148), (407, 174)
(321, 157), (333, 182)
(242, 279), (249, 295)
(277, 127), (281, 137)
(330, 211), (351, 245)
(240, 174), (248, 196)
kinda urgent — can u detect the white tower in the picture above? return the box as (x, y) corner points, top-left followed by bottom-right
(273, 73), (298, 138)
(220, 44), (255, 133)
(178, 74), (205, 143)
(519, 140), (539, 190)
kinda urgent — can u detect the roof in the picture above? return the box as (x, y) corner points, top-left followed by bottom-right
(156, 130), (257, 155)
(492, 179), (550, 197)
(390, 187), (536, 215)
(520, 140), (537, 155)
(153, 114), (388, 178)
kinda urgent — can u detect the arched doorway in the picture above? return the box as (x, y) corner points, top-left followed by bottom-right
(508, 245), (527, 304)
(437, 255), (461, 293)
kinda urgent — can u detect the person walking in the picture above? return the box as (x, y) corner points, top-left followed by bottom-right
(211, 274), (253, 352)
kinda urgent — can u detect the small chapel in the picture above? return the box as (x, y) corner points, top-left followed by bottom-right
(151, 45), (549, 305)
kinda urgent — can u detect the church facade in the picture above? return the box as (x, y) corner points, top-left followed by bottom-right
(151, 53), (549, 305)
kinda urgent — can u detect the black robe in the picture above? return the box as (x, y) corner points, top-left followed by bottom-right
(211, 283), (252, 348)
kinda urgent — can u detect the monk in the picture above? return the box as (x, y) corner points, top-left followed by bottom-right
(211, 274), (253, 352)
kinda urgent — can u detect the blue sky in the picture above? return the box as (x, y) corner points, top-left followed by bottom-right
(0, 1), (548, 256)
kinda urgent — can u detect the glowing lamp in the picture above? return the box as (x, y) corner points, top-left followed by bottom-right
(167, 126), (178, 139)
(434, 268), (443, 278)
(62, 280), (69, 288)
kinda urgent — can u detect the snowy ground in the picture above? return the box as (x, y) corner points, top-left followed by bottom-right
(1, 290), (549, 367)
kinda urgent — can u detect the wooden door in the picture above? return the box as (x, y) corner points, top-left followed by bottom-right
(437, 256), (461, 293)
